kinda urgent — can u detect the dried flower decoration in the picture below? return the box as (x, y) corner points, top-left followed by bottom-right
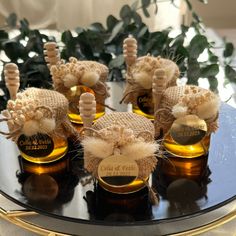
(44, 40), (111, 117)
(121, 35), (180, 107)
(0, 88), (78, 142)
(81, 111), (160, 204)
(154, 85), (220, 137)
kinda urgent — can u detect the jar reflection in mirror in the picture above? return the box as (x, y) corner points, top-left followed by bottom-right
(121, 36), (179, 120)
(17, 167), (79, 212)
(154, 85), (220, 180)
(45, 45), (110, 125)
(160, 177), (208, 217)
(85, 185), (152, 222)
(153, 159), (210, 218)
(17, 157), (80, 209)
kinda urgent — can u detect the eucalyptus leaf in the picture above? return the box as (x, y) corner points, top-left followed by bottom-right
(225, 65), (236, 83)
(187, 58), (200, 84)
(89, 23), (106, 32)
(106, 21), (124, 43)
(209, 55), (218, 63)
(192, 12), (201, 23)
(2, 40), (21, 61)
(0, 30), (8, 50)
(19, 18), (30, 36)
(109, 55), (124, 69)
(120, 5), (132, 19)
(132, 11), (142, 26)
(75, 27), (84, 34)
(131, 0), (139, 10)
(141, 0), (151, 17)
(142, 7), (150, 18)
(181, 24), (189, 34)
(6, 13), (17, 28)
(106, 15), (119, 32)
(153, 0), (158, 14)
(184, 0), (192, 10)
(137, 26), (148, 38)
(0, 30), (8, 40)
(208, 76), (218, 92)
(223, 42), (234, 57)
(200, 64), (219, 78)
(188, 34), (208, 59)
(141, 0), (151, 8)
(61, 30), (74, 45)
(99, 52), (112, 64)
(172, 34), (184, 47)
(77, 32), (94, 59)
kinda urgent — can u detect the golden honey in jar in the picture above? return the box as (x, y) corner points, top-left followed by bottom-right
(162, 134), (210, 180)
(66, 85), (105, 124)
(132, 92), (154, 120)
(163, 133), (210, 158)
(162, 115), (210, 179)
(17, 133), (68, 164)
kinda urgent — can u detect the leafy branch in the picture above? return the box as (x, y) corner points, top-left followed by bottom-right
(0, 0), (235, 111)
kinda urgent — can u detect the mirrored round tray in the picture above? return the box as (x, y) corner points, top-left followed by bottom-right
(0, 89), (236, 235)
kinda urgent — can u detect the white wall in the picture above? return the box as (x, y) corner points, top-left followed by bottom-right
(0, 0), (181, 31)
(186, 0), (236, 28)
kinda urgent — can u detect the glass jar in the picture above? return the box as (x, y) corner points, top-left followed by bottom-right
(66, 85), (105, 124)
(17, 133), (68, 164)
(161, 133), (211, 180)
(163, 133), (211, 158)
(132, 91), (154, 120)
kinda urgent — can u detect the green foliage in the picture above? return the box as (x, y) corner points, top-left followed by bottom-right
(0, 0), (235, 111)
(224, 42), (234, 57)
(225, 65), (236, 83)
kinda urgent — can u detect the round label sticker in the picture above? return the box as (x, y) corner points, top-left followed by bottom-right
(170, 115), (207, 145)
(137, 93), (154, 115)
(17, 134), (54, 157)
(98, 155), (139, 187)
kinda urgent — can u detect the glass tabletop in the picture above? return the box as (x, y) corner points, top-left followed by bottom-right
(0, 103), (236, 227)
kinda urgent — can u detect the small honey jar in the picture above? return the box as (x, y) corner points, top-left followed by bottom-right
(121, 35), (179, 120)
(154, 85), (220, 179)
(1, 75), (78, 164)
(79, 93), (159, 203)
(44, 43), (109, 124)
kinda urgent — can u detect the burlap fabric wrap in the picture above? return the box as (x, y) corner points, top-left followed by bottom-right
(1, 88), (78, 141)
(84, 112), (157, 180)
(50, 57), (110, 114)
(154, 85), (219, 137)
(121, 56), (178, 105)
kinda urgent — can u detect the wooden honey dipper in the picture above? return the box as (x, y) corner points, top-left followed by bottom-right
(152, 69), (167, 112)
(4, 63), (20, 100)
(79, 93), (96, 135)
(44, 42), (60, 68)
(123, 35), (137, 72)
